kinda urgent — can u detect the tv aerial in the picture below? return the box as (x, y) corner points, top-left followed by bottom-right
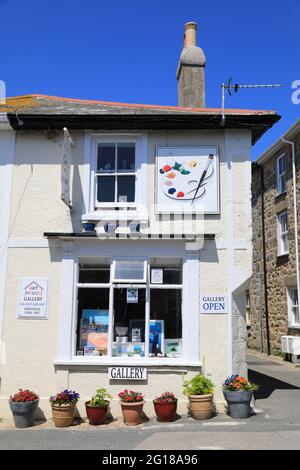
(221, 78), (282, 125)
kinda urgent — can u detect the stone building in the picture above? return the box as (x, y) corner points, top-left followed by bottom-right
(249, 118), (300, 356)
(0, 22), (279, 419)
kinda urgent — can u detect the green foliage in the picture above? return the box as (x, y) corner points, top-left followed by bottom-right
(88, 388), (112, 408)
(183, 373), (214, 396)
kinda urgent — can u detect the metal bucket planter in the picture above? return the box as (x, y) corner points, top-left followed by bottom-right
(9, 399), (39, 428)
(223, 390), (252, 419)
(188, 394), (213, 420)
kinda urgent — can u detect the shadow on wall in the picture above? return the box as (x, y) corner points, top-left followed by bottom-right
(248, 369), (300, 400)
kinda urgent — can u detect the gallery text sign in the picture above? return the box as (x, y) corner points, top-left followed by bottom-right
(200, 295), (228, 314)
(18, 278), (49, 319)
(109, 367), (147, 380)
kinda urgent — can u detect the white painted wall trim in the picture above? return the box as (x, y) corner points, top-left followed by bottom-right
(0, 129), (15, 363)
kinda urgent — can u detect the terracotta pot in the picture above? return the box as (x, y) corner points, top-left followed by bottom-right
(188, 394), (213, 420)
(120, 401), (144, 426)
(153, 400), (177, 422)
(85, 402), (109, 425)
(51, 403), (76, 427)
(9, 399), (39, 428)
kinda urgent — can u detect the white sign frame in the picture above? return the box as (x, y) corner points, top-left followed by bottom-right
(150, 268), (163, 284)
(108, 366), (147, 381)
(155, 146), (220, 214)
(200, 294), (228, 314)
(17, 278), (49, 319)
(61, 127), (73, 208)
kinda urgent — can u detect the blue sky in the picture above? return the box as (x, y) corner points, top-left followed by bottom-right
(0, 0), (299, 158)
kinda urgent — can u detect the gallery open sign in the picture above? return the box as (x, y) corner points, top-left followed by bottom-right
(108, 367), (147, 380)
(200, 295), (228, 314)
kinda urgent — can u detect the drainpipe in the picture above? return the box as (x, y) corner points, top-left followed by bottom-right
(281, 137), (300, 312)
(259, 164), (271, 355)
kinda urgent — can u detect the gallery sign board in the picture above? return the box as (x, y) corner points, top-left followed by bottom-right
(155, 146), (219, 214)
(200, 295), (228, 314)
(17, 278), (49, 319)
(108, 367), (147, 381)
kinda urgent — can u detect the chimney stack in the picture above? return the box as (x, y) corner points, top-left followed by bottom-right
(176, 22), (206, 108)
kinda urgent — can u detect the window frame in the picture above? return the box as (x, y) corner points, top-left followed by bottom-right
(287, 287), (300, 328)
(276, 153), (287, 195)
(277, 210), (289, 256)
(82, 132), (148, 221)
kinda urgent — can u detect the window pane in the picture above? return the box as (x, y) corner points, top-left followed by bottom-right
(97, 176), (115, 202)
(97, 144), (115, 172)
(76, 288), (109, 356)
(112, 288), (145, 357)
(79, 265), (110, 283)
(117, 143), (135, 172)
(114, 260), (145, 281)
(117, 176), (135, 202)
(150, 289), (182, 358)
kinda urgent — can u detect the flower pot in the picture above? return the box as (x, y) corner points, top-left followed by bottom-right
(9, 399), (39, 428)
(188, 394), (213, 420)
(223, 390), (252, 419)
(120, 401), (144, 426)
(51, 403), (76, 427)
(153, 401), (177, 422)
(82, 222), (96, 232)
(85, 402), (109, 425)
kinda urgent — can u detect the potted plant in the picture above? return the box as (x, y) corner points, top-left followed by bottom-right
(223, 375), (258, 419)
(9, 389), (39, 428)
(118, 389), (144, 426)
(153, 392), (177, 422)
(85, 388), (112, 425)
(50, 389), (80, 427)
(183, 373), (214, 420)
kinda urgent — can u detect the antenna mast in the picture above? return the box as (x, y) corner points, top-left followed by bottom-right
(221, 80), (282, 125)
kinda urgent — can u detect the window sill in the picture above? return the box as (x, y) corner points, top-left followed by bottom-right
(288, 325), (300, 330)
(277, 252), (289, 258)
(54, 357), (202, 368)
(82, 211), (148, 222)
(275, 191), (287, 201)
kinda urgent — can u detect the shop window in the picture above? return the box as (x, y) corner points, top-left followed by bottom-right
(75, 259), (183, 360)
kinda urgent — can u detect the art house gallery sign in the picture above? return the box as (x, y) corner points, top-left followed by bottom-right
(17, 278), (49, 319)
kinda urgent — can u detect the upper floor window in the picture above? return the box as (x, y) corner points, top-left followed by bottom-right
(84, 133), (148, 219)
(287, 288), (300, 328)
(276, 154), (287, 195)
(277, 210), (289, 256)
(96, 143), (136, 205)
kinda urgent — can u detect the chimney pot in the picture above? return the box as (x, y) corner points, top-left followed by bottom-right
(184, 22), (197, 47)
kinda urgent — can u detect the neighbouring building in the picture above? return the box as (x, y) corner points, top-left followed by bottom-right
(249, 118), (300, 360)
(0, 22), (279, 419)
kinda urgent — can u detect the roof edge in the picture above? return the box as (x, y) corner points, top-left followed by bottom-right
(257, 118), (300, 165)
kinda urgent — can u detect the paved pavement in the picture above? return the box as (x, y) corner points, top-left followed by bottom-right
(0, 352), (300, 450)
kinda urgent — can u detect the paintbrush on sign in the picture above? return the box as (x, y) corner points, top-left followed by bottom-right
(190, 154), (214, 205)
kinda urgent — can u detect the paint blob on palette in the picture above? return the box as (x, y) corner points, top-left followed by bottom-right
(159, 157), (214, 202)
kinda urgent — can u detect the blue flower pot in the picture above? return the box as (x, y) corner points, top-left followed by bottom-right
(82, 222), (96, 232)
(223, 390), (252, 419)
(9, 399), (39, 428)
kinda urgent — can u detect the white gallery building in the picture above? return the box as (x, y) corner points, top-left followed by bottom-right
(0, 23), (279, 417)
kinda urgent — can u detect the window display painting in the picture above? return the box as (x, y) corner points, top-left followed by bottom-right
(129, 319), (145, 342)
(156, 146), (219, 214)
(165, 338), (182, 358)
(127, 288), (138, 304)
(80, 309), (109, 350)
(149, 320), (164, 356)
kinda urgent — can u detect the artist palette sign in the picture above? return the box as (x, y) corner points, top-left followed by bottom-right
(17, 278), (49, 319)
(155, 146), (219, 214)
